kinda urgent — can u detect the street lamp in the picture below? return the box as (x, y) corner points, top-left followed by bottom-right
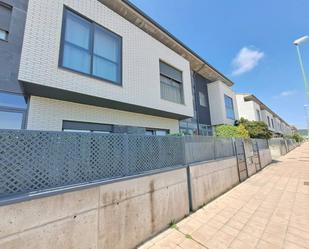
(293, 35), (309, 101)
(294, 36), (309, 139)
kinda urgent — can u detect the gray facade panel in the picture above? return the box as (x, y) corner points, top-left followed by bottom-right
(194, 73), (211, 126)
(0, 0), (28, 94)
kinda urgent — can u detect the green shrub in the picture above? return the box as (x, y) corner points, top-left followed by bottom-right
(215, 124), (249, 138)
(286, 133), (304, 142)
(238, 118), (272, 139)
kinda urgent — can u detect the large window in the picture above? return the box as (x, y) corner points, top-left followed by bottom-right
(60, 8), (122, 85)
(0, 2), (12, 41)
(0, 92), (27, 129)
(224, 95), (235, 120)
(199, 92), (207, 107)
(160, 61), (184, 104)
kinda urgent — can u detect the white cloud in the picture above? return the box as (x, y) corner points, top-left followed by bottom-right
(279, 90), (297, 97)
(274, 90), (298, 99)
(232, 47), (264, 76)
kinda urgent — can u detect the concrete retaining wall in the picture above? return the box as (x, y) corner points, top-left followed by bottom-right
(189, 157), (239, 211)
(0, 151), (275, 249)
(259, 149), (272, 168)
(0, 169), (189, 249)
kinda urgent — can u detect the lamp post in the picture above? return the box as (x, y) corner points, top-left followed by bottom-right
(293, 35), (309, 101)
(294, 36), (309, 139)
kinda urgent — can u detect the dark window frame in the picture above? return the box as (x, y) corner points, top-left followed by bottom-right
(267, 116), (271, 127)
(59, 6), (123, 86)
(224, 95), (235, 120)
(0, 1), (12, 42)
(62, 120), (113, 133)
(0, 91), (27, 129)
(145, 128), (170, 136)
(0, 107), (26, 129)
(159, 60), (184, 105)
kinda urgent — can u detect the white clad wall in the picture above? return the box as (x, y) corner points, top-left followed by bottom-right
(27, 96), (179, 132)
(235, 95), (262, 122)
(19, 0), (193, 118)
(208, 81), (238, 125)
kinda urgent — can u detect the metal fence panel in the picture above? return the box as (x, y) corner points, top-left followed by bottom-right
(0, 130), (264, 200)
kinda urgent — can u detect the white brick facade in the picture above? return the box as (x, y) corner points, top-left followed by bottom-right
(19, 0), (193, 119)
(27, 96), (179, 132)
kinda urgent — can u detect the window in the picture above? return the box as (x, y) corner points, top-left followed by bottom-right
(0, 29), (7, 40)
(145, 129), (169, 136)
(256, 110), (261, 121)
(0, 2), (12, 41)
(224, 95), (235, 120)
(0, 92), (27, 129)
(199, 92), (207, 107)
(271, 119), (274, 128)
(0, 111), (23, 129)
(160, 61), (184, 104)
(60, 8), (122, 84)
(62, 120), (113, 133)
(267, 116), (271, 127)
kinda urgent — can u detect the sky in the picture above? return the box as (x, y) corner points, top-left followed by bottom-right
(130, 0), (309, 129)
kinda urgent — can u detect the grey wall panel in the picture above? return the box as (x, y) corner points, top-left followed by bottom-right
(194, 73), (211, 125)
(0, 0), (28, 94)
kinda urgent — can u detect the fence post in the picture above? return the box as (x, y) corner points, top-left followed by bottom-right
(233, 139), (241, 183)
(182, 136), (193, 212)
(213, 137), (216, 160)
(242, 139), (249, 178)
(124, 134), (129, 176)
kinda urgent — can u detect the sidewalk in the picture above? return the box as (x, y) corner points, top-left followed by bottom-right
(139, 143), (309, 249)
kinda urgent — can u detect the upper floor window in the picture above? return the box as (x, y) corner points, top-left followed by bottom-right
(224, 95), (235, 120)
(0, 2), (12, 41)
(160, 61), (184, 104)
(199, 91), (207, 107)
(271, 119), (274, 128)
(267, 116), (271, 127)
(60, 8), (122, 85)
(256, 110), (261, 121)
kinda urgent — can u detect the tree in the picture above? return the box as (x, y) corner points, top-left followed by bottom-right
(286, 132), (304, 143)
(215, 124), (249, 138)
(238, 118), (272, 139)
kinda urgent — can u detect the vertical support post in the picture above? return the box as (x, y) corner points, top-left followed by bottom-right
(242, 139), (249, 178)
(186, 166), (193, 212)
(182, 136), (193, 213)
(233, 139), (241, 183)
(256, 140), (262, 171)
(213, 137), (216, 160)
(124, 134), (129, 176)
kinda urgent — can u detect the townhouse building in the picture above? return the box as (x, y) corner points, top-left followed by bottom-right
(0, 0), (237, 136)
(236, 94), (292, 136)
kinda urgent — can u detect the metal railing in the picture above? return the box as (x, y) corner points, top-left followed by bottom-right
(0, 129), (269, 201)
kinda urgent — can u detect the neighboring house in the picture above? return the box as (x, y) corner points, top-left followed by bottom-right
(0, 0), (29, 129)
(0, 0), (236, 135)
(236, 94), (292, 136)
